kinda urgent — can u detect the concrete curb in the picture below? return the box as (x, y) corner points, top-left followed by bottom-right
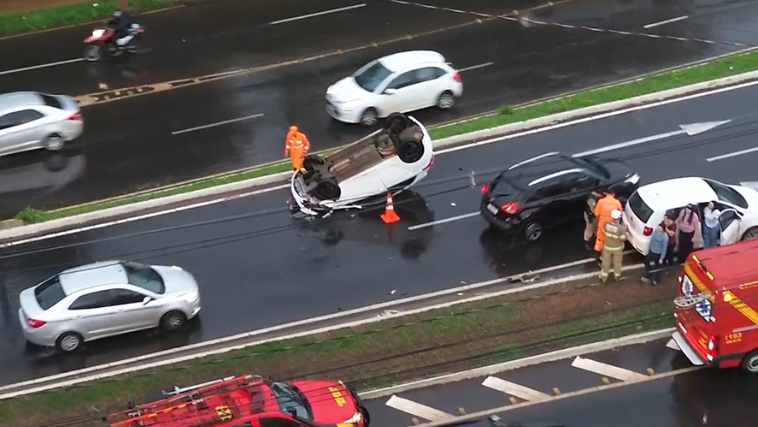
(3, 68), (758, 241)
(359, 328), (675, 399)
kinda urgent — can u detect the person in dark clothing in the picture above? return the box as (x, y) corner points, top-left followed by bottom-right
(107, 10), (133, 47)
(642, 223), (668, 286)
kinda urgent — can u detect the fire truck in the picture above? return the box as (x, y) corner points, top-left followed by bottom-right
(104, 375), (370, 427)
(672, 239), (758, 373)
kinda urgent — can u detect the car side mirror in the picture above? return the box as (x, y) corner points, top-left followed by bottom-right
(384, 88), (397, 95)
(142, 296), (152, 305)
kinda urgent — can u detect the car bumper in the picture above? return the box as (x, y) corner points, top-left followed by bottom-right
(326, 100), (361, 124)
(18, 309), (56, 347)
(672, 331), (706, 366)
(480, 202), (518, 232)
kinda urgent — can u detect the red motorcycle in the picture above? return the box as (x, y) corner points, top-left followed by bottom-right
(83, 23), (144, 62)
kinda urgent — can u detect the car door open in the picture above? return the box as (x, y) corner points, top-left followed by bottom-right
(718, 208), (742, 245)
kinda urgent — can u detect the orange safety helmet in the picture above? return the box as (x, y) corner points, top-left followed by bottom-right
(289, 125), (298, 133)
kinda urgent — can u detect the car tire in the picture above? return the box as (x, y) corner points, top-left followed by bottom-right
(160, 311), (187, 332)
(524, 222), (543, 242)
(742, 350), (758, 373)
(315, 178), (341, 200)
(56, 332), (83, 352)
(360, 108), (378, 126)
(44, 134), (65, 151)
(742, 227), (758, 241)
(384, 112), (409, 131)
(361, 406), (371, 426)
(436, 91), (455, 109)
(303, 154), (324, 172)
(397, 138), (424, 163)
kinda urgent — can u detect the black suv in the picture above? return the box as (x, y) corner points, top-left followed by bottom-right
(480, 152), (639, 242)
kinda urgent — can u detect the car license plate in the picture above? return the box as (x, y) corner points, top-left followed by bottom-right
(487, 203), (498, 215)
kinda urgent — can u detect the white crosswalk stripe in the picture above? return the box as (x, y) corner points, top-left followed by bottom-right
(666, 339), (681, 350)
(481, 376), (551, 401)
(571, 356), (648, 381)
(385, 395), (454, 421)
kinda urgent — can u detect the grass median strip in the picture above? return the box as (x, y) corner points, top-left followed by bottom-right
(0, 0), (180, 37)
(0, 269), (678, 427)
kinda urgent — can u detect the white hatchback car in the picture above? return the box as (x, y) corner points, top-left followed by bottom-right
(326, 50), (463, 126)
(623, 177), (758, 255)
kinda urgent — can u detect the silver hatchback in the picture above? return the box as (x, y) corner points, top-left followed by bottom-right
(18, 261), (201, 352)
(0, 91), (83, 157)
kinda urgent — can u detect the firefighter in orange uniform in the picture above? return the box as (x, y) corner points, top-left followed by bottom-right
(285, 125), (311, 170)
(593, 188), (622, 256)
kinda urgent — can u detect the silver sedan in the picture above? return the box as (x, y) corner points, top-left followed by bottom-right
(18, 260), (201, 352)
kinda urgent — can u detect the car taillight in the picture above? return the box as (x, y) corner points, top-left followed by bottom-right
(643, 226), (653, 236)
(453, 73), (461, 82)
(423, 155), (434, 170)
(27, 318), (46, 328)
(707, 335), (719, 360)
(500, 202), (519, 214)
(69, 111), (82, 121)
(481, 183), (489, 194)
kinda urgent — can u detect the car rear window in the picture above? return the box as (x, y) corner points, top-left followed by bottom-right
(122, 261), (165, 294)
(34, 276), (67, 310)
(628, 192), (653, 223)
(38, 93), (61, 109)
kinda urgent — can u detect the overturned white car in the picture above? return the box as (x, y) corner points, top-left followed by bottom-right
(290, 113), (434, 216)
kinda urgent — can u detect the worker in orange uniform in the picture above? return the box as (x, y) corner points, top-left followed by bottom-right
(285, 125), (311, 170)
(593, 187), (622, 260)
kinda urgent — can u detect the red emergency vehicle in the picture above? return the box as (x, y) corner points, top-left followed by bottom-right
(672, 238), (758, 373)
(105, 375), (370, 427)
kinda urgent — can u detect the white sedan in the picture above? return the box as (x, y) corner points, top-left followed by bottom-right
(326, 50), (463, 126)
(623, 177), (758, 255)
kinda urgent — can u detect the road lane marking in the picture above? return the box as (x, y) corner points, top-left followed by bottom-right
(481, 376), (550, 401)
(0, 58), (84, 76)
(171, 113), (265, 135)
(571, 356), (648, 381)
(666, 339), (680, 350)
(386, 395), (454, 421)
(458, 62), (494, 72)
(407, 211), (480, 230)
(643, 15), (688, 29)
(706, 145), (758, 162)
(268, 4), (367, 25)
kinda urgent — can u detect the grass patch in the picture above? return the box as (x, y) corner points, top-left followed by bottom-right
(0, 0), (180, 37)
(0, 271), (677, 427)
(429, 50), (758, 140)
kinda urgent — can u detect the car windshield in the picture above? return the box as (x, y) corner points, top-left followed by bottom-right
(122, 261), (165, 294)
(703, 178), (748, 208)
(571, 157), (610, 179)
(34, 276), (66, 310)
(353, 61), (392, 92)
(269, 382), (313, 420)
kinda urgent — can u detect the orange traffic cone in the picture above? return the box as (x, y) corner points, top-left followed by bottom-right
(381, 192), (401, 224)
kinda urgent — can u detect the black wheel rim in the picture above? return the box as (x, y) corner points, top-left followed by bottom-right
(401, 143), (420, 160)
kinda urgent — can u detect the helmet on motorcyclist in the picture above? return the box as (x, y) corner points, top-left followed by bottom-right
(113, 10), (122, 18)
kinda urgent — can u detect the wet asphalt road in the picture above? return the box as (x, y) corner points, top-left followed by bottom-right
(1, 83), (758, 385)
(2, 0), (758, 216)
(364, 338), (758, 427)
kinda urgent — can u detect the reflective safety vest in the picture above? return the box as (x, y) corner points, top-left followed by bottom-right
(603, 221), (627, 251)
(285, 132), (310, 158)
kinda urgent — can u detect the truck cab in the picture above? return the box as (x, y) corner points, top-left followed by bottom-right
(672, 239), (758, 373)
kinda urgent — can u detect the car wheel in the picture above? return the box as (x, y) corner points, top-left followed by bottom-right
(360, 108), (378, 126)
(742, 227), (758, 241)
(315, 178), (341, 200)
(436, 91), (455, 109)
(361, 406), (371, 426)
(160, 311), (187, 332)
(742, 350), (758, 373)
(84, 44), (102, 61)
(44, 134), (65, 151)
(303, 154), (324, 172)
(56, 332), (83, 352)
(524, 222), (543, 242)
(384, 112), (409, 131)
(397, 138), (424, 163)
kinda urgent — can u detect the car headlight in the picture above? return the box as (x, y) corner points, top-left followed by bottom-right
(343, 412), (362, 424)
(181, 291), (199, 303)
(625, 173), (640, 185)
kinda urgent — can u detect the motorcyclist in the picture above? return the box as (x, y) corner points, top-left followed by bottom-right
(107, 10), (133, 48)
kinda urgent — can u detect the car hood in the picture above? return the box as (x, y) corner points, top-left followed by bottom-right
(152, 265), (198, 294)
(730, 184), (758, 210)
(291, 380), (359, 424)
(326, 77), (367, 103)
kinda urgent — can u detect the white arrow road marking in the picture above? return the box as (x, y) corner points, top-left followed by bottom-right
(572, 120), (731, 158)
(741, 182), (758, 191)
(482, 376), (551, 401)
(666, 339), (681, 351)
(707, 146), (758, 162)
(385, 395), (454, 421)
(571, 356), (648, 381)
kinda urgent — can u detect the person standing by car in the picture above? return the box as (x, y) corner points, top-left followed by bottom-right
(642, 223), (668, 286)
(583, 190), (602, 252)
(285, 125), (311, 171)
(599, 209), (627, 284)
(703, 201), (722, 248)
(676, 204), (700, 260)
(662, 212), (677, 270)
(593, 188), (622, 256)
